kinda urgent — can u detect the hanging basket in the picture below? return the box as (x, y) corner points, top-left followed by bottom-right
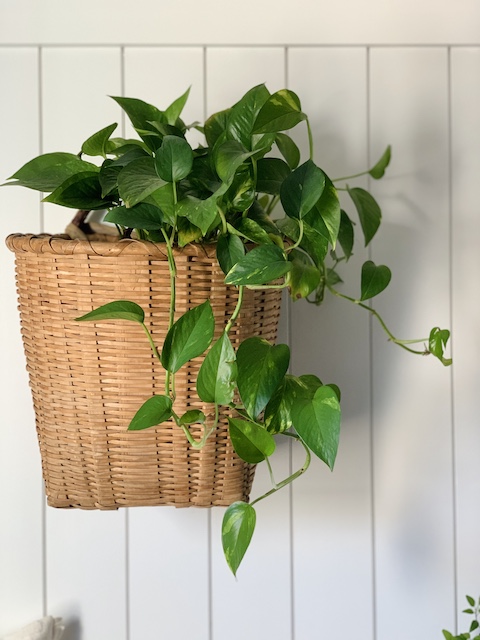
(6, 233), (282, 510)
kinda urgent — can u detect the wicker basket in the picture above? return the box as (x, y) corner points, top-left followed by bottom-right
(6, 233), (282, 510)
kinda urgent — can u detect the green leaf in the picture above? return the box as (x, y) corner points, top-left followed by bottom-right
(292, 385), (341, 470)
(154, 135), (193, 183)
(118, 157), (165, 208)
(197, 332), (237, 406)
(176, 194), (219, 235)
(128, 395), (173, 431)
(253, 89), (307, 134)
(81, 123), (118, 158)
(470, 621), (479, 632)
(223, 166), (255, 211)
(104, 203), (164, 230)
(275, 133), (300, 169)
(337, 210), (354, 260)
(222, 502), (256, 577)
(369, 145), (392, 179)
(442, 631), (454, 640)
(43, 172), (111, 210)
(177, 216), (202, 247)
(75, 300), (145, 324)
(216, 233), (246, 276)
(6, 152), (99, 192)
(111, 96), (165, 150)
(161, 301), (215, 373)
(287, 249), (321, 300)
(309, 176), (341, 247)
(256, 157), (291, 195)
(277, 217), (329, 268)
(228, 417), (276, 464)
(232, 218), (274, 245)
(236, 337), (290, 419)
(264, 374), (322, 434)
(99, 163), (122, 198)
(226, 84), (271, 149)
(225, 245), (291, 287)
(429, 327), (452, 366)
(347, 186), (382, 246)
(145, 182), (175, 225)
(360, 260), (392, 301)
(280, 160), (326, 220)
(179, 409), (205, 425)
(466, 596), (476, 607)
(164, 87), (191, 126)
(215, 140), (256, 184)
(204, 108), (230, 148)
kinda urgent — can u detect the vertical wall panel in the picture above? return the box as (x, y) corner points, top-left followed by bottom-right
(205, 47), (294, 640)
(451, 47), (480, 619)
(288, 47), (375, 640)
(122, 46), (211, 640)
(41, 47), (124, 234)
(40, 47), (128, 640)
(0, 47), (43, 635)
(369, 48), (454, 640)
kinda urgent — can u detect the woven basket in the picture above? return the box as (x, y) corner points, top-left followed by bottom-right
(6, 233), (282, 510)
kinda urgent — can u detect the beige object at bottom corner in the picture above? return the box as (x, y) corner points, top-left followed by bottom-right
(2, 617), (64, 640)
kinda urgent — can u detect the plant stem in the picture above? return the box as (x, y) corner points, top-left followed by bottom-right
(161, 228), (177, 395)
(306, 119), (314, 161)
(286, 218), (304, 252)
(175, 403), (219, 449)
(217, 206), (228, 234)
(251, 433), (311, 507)
(332, 169), (370, 183)
(225, 285), (245, 335)
(265, 195), (279, 216)
(327, 285), (430, 355)
(141, 323), (162, 363)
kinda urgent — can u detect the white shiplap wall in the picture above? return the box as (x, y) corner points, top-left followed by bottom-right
(0, 3), (479, 638)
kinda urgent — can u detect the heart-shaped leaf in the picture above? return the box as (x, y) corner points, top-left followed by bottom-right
(176, 194), (219, 235)
(309, 176), (341, 247)
(228, 417), (276, 464)
(204, 108), (230, 148)
(231, 218), (273, 246)
(226, 84), (271, 149)
(197, 332), (237, 405)
(111, 96), (166, 150)
(75, 300), (145, 324)
(236, 337), (290, 419)
(256, 157), (291, 195)
(154, 135), (193, 183)
(81, 123), (118, 158)
(369, 145), (392, 179)
(252, 89), (306, 134)
(43, 172), (112, 210)
(128, 395), (173, 431)
(286, 249), (321, 300)
(428, 327), (452, 366)
(179, 409), (205, 425)
(337, 210), (354, 260)
(224, 245), (291, 287)
(104, 203), (164, 230)
(161, 301), (215, 373)
(275, 133), (300, 169)
(264, 374), (322, 434)
(118, 157), (165, 208)
(214, 140), (256, 184)
(347, 186), (382, 246)
(280, 160), (326, 220)
(216, 233), (246, 275)
(164, 87), (191, 126)
(360, 260), (392, 301)
(5, 152), (99, 192)
(292, 385), (341, 470)
(222, 502), (256, 577)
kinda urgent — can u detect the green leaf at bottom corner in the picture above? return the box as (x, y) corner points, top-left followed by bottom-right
(128, 395), (173, 431)
(222, 501), (256, 576)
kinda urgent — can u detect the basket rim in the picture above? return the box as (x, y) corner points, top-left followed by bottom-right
(5, 232), (219, 259)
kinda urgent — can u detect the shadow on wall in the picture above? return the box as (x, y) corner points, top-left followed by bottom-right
(61, 618), (81, 640)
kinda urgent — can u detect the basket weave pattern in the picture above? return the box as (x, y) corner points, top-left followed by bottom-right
(6, 234), (282, 510)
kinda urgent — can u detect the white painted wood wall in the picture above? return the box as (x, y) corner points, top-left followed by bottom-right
(0, 2), (479, 639)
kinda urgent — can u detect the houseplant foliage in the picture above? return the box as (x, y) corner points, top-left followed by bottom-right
(4, 84), (451, 575)
(443, 595), (480, 640)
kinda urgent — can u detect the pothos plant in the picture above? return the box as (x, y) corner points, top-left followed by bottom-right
(4, 84), (452, 575)
(443, 596), (480, 640)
